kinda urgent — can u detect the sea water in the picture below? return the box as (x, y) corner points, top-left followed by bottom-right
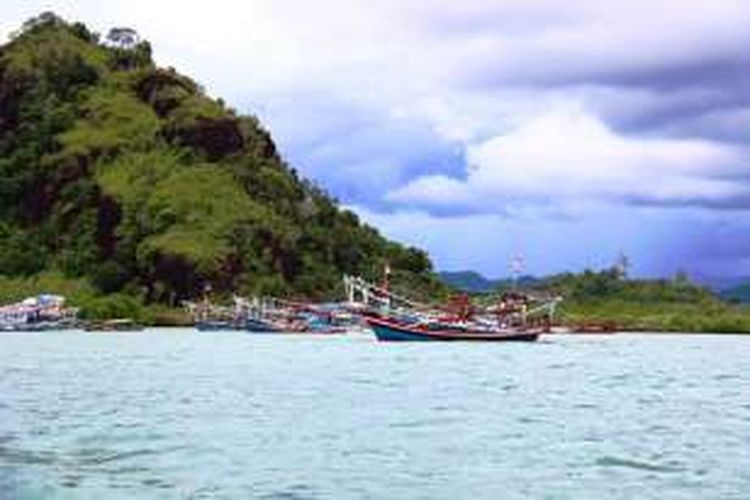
(1, 330), (748, 499)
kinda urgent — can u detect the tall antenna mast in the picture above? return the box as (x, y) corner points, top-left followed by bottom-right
(615, 251), (629, 280)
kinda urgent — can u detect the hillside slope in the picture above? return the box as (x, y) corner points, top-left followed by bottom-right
(437, 271), (497, 293)
(0, 13), (446, 310)
(511, 269), (750, 332)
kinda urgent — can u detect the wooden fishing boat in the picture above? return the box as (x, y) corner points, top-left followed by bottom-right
(237, 297), (350, 334)
(345, 273), (561, 342)
(571, 321), (618, 334)
(84, 319), (144, 332)
(195, 320), (237, 331)
(243, 316), (289, 333)
(187, 294), (354, 334)
(364, 315), (542, 342)
(242, 316), (347, 334)
(0, 294), (78, 331)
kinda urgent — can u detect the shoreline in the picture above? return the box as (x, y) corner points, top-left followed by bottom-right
(4, 326), (748, 336)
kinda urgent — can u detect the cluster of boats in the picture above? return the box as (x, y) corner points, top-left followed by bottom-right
(0, 294), (78, 331)
(1, 275), (563, 342)
(184, 296), (357, 334)
(186, 275), (561, 342)
(0, 295), (144, 332)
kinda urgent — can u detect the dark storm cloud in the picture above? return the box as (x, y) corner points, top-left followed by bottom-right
(656, 108), (750, 144)
(601, 56), (750, 93)
(492, 53), (750, 94)
(443, 3), (750, 146)
(605, 93), (749, 136)
(590, 56), (750, 139)
(624, 193), (750, 211)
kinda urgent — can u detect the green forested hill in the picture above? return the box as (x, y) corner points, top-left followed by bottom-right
(438, 270), (541, 293)
(0, 13), (445, 315)
(437, 271), (498, 293)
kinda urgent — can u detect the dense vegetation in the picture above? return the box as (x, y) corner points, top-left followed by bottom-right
(494, 269), (750, 333)
(0, 13), (447, 319)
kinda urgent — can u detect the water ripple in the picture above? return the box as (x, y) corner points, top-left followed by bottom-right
(1, 330), (748, 498)
(595, 455), (684, 473)
(76, 447), (172, 465)
(0, 446), (58, 465)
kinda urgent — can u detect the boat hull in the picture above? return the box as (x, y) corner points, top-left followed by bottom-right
(365, 316), (541, 342)
(196, 321), (237, 331)
(243, 317), (287, 333)
(242, 317), (348, 334)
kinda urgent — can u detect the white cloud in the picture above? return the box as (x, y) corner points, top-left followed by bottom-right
(388, 106), (748, 212)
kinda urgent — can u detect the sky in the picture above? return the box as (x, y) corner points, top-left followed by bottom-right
(3, 1), (750, 281)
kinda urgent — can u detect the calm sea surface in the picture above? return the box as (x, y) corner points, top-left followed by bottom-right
(1, 330), (748, 499)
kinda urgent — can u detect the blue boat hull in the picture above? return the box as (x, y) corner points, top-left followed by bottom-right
(243, 317), (347, 334)
(366, 316), (541, 342)
(243, 317), (286, 333)
(369, 322), (435, 341)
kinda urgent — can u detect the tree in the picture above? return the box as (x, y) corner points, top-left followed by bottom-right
(70, 22), (99, 43)
(20, 11), (64, 34)
(106, 27), (139, 49)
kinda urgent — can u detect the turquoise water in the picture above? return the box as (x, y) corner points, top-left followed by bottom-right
(1, 330), (749, 499)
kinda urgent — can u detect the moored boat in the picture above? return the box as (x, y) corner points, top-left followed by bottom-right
(84, 318), (144, 332)
(344, 273), (561, 342)
(195, 319), (236, 331)
(243, 316), (289, 333)
(186, 295), (352, 334)
(570, 321), (618, 334)
(0, 294), (78, 331)
(365, 315), (542, 342)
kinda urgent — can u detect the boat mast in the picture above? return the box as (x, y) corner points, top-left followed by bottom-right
(509, 253), (525, 291)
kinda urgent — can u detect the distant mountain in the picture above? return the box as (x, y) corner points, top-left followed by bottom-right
(438, 271), (498, 293)
(720, 283), (750, 303)
(690, 275), (750, 291)
(689, 275), (750, 301)
(438, 271), (540, 293)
